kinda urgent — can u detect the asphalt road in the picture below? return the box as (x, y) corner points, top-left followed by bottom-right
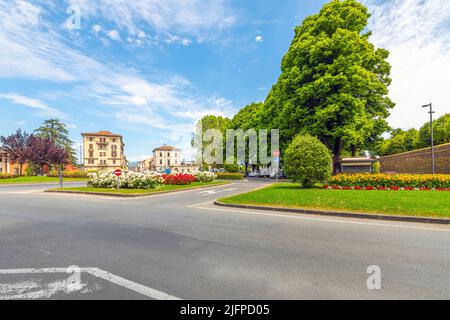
(0, 180), (449, 300)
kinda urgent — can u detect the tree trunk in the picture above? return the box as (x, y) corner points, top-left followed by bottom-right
(332, 138), (342, 176)
(19, 163), (23, 176)
(351, 146), (357, 157)
(245, 162), (249, 177)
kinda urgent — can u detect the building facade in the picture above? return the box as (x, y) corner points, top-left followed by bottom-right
(153, 146), (181, 172)
(81, 131), (127, 171)
(138, 156), (154, 173)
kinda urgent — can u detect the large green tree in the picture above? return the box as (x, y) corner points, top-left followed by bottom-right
(230, 102), (264, 175)
(375, 128), (419, 156)
(193, 115), (231, 167)
(34, 119), (76, 164)
(261, 0), (394, 174)
(417, 114), (450, 148)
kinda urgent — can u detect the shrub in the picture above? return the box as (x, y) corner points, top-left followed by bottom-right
(47, 171), (88, 178)
(283, 134), (332, 188)
(216, 173), (244, 180)
(224, 164), (241, 173)
(0, 174), (18, 179)
(330, 174), (450, 190)
(193, 171), (217, 182)
(163, 173), (196, 185)
(372, 161), (380, 174)
(87, 172), (164, 189)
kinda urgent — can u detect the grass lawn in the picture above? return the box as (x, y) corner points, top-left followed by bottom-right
(219, 183), (450, 218)
(49, 181), (229, 195)
(0, 176), (86, 184)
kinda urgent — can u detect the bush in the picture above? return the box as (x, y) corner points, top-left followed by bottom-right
(163, 173), (196, 185)
(216, 173), (244, 180)
(283, 134), (332, 188)
(193, 171), (217, 182)
(47, 171), (88, 178)
(87, 172), (164, 189)
(224, 164), (241, 173)
(372, 161), (380, 174)
(330, 174), (450, 190)
(0, 174), (18, 179)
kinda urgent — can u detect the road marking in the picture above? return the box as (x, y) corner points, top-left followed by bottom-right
(198, 188), (239, 196)
(195, 206), (450, 233)
(0, 268), (181, 300)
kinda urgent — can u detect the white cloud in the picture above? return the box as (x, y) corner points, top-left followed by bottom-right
(364, 0), (450, 129)
(106, 30), (121, 41)
(91, 24), (102, 33)
(68, 0), (236, 43)
(0, 93), (66, 118)
(255, 35), (264, 43)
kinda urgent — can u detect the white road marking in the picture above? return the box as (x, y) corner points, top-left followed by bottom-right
(195, 206), (450, 233)
(198, 187), (239, 196)
(0, 268), (180, 300)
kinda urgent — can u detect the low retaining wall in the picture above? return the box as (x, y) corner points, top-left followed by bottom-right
(379, 143), (450, 174)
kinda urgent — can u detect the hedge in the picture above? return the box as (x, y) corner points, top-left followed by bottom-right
(330, 174), (450, 189)
(216, 173), (245, 180)
(0, 174), (20, 179)
(47, 171), (88, 178)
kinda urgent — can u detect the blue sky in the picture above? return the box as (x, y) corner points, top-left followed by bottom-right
(0, 0), (449, 162)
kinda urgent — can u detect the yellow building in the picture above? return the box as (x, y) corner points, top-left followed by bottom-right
(81, 131), (127, 171)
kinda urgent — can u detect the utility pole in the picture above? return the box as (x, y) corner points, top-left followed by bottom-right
(421, 103), (435, 174)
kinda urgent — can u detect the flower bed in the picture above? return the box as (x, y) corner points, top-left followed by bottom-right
(162, 173), (196, 185)
(326, 174), (450, 191)
(87, 171), (217, 189)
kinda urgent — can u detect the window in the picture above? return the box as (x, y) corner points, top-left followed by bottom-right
(160, 159), (163, 165)
(160, 152), (162, 157)
(168, 152), (170, 157)
(175, 160), (177, 165)
(175, 153), (177, 157)
(168, 160), (170, 166)
(113, 160), (116, 165)
(113, 138), (116, 143)
(89, 137), (93, 142)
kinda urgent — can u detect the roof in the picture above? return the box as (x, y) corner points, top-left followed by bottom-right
(339, 157), (376, 163)
(153, 145), (180, 152)
(81, 131), (123, 138)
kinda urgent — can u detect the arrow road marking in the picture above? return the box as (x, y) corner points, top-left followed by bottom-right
(198, 188), (238, 196)
(0, 267), (181, 300)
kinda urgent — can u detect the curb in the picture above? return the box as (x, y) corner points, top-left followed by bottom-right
(44, 182), (232, 198)
(214, 201), (450, 225)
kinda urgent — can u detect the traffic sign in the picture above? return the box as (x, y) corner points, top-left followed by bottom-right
(114, 169), (122, 177)
(273, 150), (280, 157)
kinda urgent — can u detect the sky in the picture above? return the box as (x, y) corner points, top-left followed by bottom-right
(0, 0), (449, 162)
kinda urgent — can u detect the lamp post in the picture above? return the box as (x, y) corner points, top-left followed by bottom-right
(421, 103), (435, 174)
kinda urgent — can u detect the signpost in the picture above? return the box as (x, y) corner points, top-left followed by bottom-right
(114, 169), (122, 190)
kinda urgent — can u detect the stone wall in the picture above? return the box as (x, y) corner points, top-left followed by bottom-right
(379, 143), (450, 174)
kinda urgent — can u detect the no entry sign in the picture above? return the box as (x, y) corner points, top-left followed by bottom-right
(114, 169), (123, 177)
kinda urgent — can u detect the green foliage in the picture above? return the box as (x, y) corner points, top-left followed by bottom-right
(417, 114), (450, 148)
(35, 119), (76, 164)
(283, 135), (332, 188)
(230, 102), (263, 131)
(260, 0), (394, 173)
(374, 114), (449, 156)
(375, 128), (419, 156)
(224, 164), (241, 173)
(216, 173), (245, 180)
(372, 161), (380, 174)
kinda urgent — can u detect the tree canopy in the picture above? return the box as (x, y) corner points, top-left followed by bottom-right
(260, 0), (394, 174)
(34, 119), (76, 163)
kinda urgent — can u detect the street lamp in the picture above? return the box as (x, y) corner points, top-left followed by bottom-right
(421, 103), (435, 174)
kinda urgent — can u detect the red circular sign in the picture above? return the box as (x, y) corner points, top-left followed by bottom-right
(114, 169), (122, 177)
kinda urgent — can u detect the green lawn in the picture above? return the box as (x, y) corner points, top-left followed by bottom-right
(49, 181), (229, 195)
(219, 183), (450, 218)
(0, 176), (87, 184)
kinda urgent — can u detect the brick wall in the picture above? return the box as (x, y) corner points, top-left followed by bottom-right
(379, 143), (450, 174)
